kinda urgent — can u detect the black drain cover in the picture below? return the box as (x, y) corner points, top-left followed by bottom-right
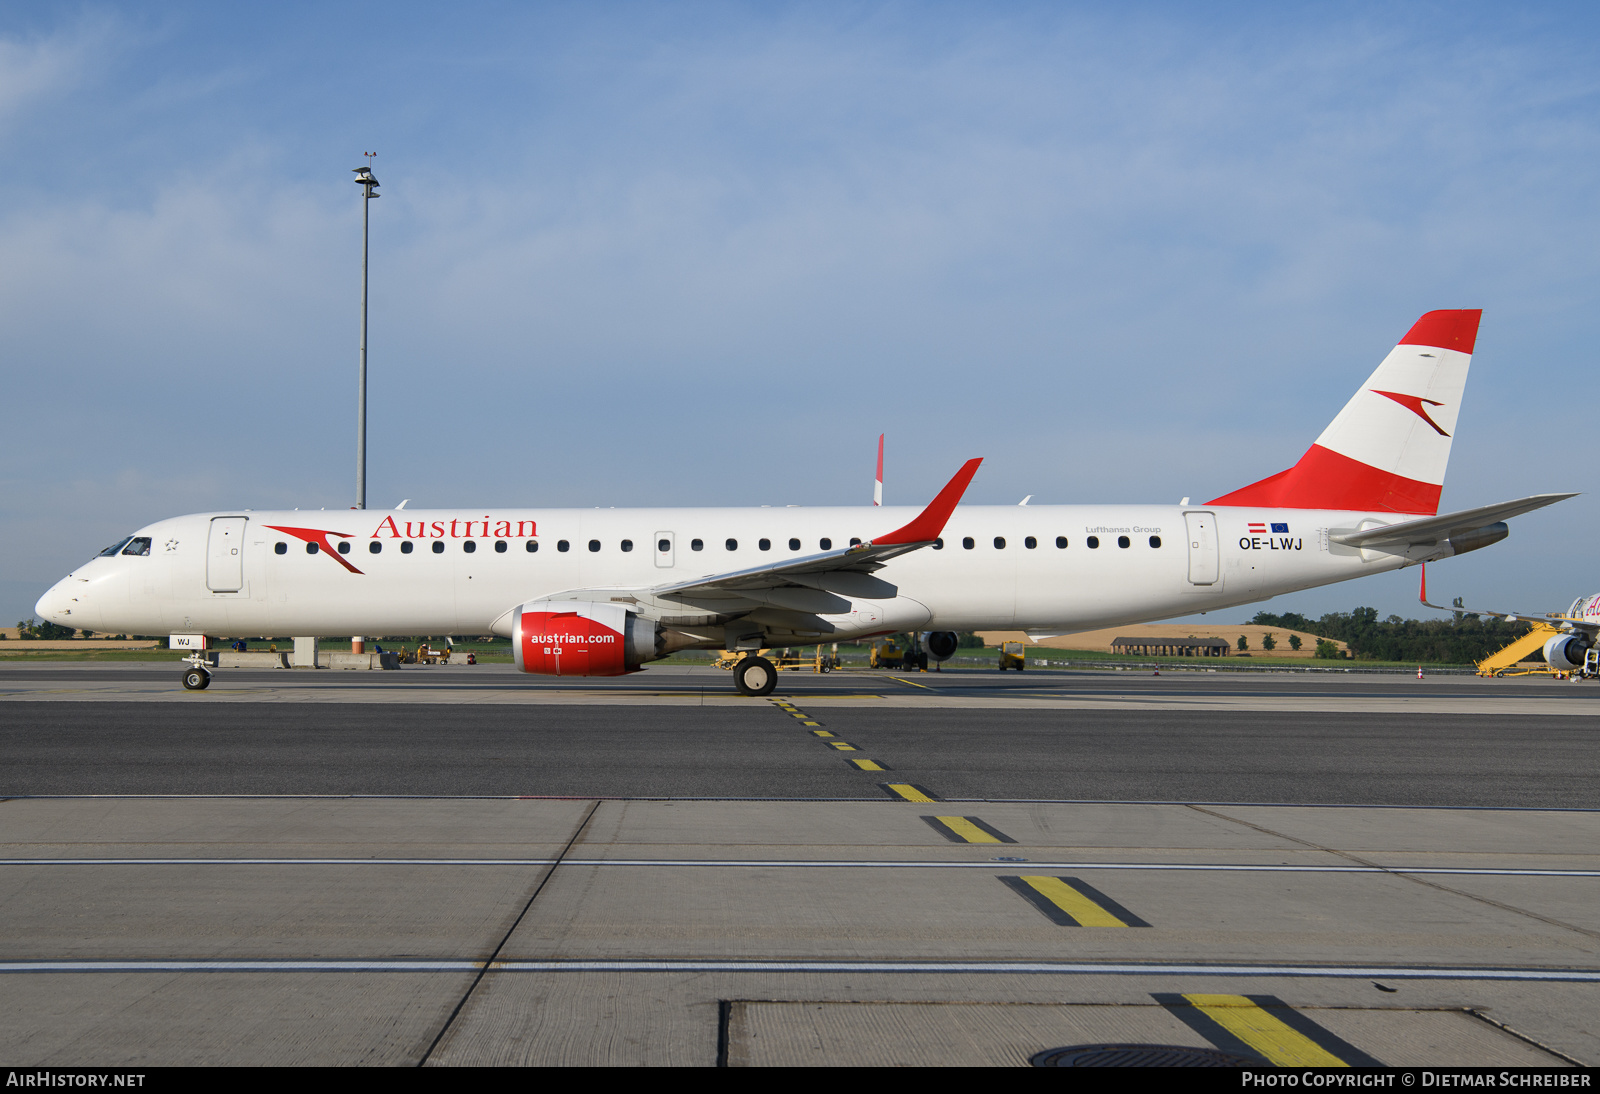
(1032, 1043), (1261, 1067)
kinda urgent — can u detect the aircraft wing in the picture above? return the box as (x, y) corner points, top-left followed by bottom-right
(651, 458), (983, 600)
(1418, 563), (1598, 632)
(1331, 493), (1577, 550)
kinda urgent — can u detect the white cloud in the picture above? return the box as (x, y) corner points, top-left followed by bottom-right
(0, 13), (116, 131)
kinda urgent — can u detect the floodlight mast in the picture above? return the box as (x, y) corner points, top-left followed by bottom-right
(354, 155), (379, 511)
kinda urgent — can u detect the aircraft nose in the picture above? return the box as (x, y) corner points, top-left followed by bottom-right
(35, 577), (81, 627)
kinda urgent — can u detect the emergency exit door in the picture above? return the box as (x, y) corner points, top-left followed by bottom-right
(654, 531), (675, 568)
(207, 517), (248, 592)
(1184, 511), (1218, 586)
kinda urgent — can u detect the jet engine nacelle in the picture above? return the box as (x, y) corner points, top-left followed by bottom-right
(1543, 633), (1593, 672)
(512, 600), (660, 676)
(925, 631), (959, 661)
(1442, 522), (1508, 558)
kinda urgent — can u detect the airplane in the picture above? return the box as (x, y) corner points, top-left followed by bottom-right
(35, 308), (1575, 696)
(1419, 567), (1600, 677)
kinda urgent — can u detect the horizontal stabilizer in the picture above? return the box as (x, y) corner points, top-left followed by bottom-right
(1331, 493), (1576, 549)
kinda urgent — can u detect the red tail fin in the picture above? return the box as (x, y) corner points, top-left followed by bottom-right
(1207, 310), (1480, 515)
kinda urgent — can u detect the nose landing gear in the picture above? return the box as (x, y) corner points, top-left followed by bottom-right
(180, 648), (212, 691)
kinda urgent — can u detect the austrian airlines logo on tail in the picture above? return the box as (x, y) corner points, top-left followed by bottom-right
(264, 525), (364, 575)
(1371, 390), (1450, 437)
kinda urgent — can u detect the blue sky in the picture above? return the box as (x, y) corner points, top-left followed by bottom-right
(3, 2), (1598, 624)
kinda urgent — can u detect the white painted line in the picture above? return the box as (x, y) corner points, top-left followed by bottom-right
(1, 959), (1597, 981)
(0, 858), (1595, 877)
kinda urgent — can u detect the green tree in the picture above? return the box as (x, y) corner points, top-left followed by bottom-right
(1237, 635), (1249, 652)
(1315, 639), (1341, 659)
(1288, 634), (1302, 652)
(1261, 632), (1276, 651)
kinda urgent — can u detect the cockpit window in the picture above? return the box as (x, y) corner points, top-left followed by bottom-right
(99, 537), (134, 557)
(121, 537), (152, 556)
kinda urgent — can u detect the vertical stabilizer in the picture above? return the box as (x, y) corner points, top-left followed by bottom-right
(1207, 309), (1480, 515)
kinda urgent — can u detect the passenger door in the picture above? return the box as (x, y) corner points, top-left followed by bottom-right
(207, 517), (248, 592)
(1183, 511), (1218, 586)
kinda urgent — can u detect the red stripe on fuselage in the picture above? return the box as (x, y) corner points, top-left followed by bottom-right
(1205, 445), (1441, 515)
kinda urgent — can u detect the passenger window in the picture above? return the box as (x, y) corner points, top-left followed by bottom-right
(369, 541), (381, 554)
(557, 540), (570, 552)
(658, 539), (670, 553)
(274, 542), (287, 555)
(495, 540), (508, 553)
(1149, 535), (1161, 548)
(526, 540), (538, 553)
(849, 538), (862, 546)
(586, 540), (599, 553)
(337, 541), (351, 555)
(402, 541), (414, 554)
(307, 542), (320, 555)
(1087, 536), (1099, 549)
(820, 538), (831, 550)
(1024, 536), (1037, 549)
(122, 537), (152, 556)
(726, 538), (738, 551)
(758, 538), (771, 551)
(962, 537), (974, 550)
(691, 539), (704, 551)
(788, 538), (800, 551)
(994, 537), (1006, 549)
(621, 540), (633, 552)
(432, 541), (445, 554)
(99, 537), (133, 557)
(932, 538), (943, 550)
(463, 540), (477, 554)
(1056, 536), (1068, 548)
(1118, 536), (1130, 548)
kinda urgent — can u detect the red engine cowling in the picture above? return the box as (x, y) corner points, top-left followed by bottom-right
(512, 601), (657, 676)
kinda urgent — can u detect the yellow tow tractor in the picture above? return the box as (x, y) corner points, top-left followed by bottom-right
(413, 643), (451, 665)
(714, 646), (841, 674)
(998, 641), (1027, 671)
(869, 638), (905, 669)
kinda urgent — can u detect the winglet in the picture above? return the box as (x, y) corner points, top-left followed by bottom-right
(870, 458), (982, 546)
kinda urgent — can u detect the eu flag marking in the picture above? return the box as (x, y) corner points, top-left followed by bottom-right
(1271, 523), (1289, 534)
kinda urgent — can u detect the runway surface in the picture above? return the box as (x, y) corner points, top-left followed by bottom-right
(1, 662), (1596, 1066)
(1, 662), (1595, 805)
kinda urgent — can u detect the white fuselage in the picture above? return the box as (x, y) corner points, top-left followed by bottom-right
(37, 503), (1410, 642)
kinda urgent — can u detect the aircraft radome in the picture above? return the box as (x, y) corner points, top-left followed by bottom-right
(36, 309), (1574, 695)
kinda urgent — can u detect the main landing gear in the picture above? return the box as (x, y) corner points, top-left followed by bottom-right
(734, 655), (777, 697)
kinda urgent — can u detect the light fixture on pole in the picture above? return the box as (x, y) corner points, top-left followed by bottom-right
(353, 154), (379, 511)
(351, 154), (379, 659)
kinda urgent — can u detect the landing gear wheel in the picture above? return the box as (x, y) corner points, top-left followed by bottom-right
(734, 656), (777, 697)
(182, 667), (211, 691)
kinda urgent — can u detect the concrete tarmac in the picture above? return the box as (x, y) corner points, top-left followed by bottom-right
(0, 662), (1596, 1066)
